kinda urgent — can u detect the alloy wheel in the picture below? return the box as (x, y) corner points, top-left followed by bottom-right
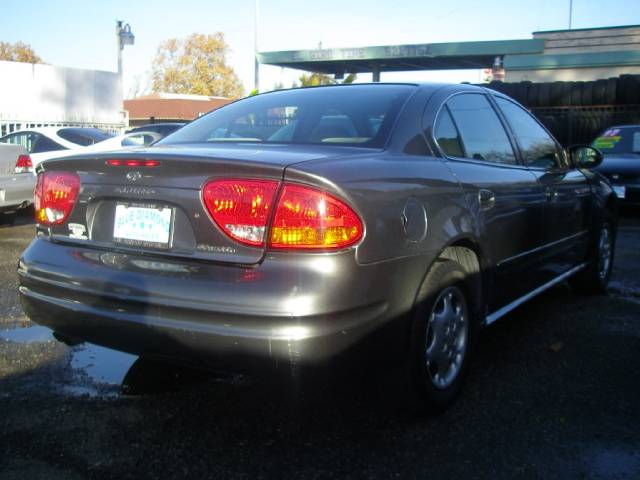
(425, 286), (468, 390)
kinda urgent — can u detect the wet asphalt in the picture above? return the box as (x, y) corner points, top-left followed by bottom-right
(1, 209), (639, 479)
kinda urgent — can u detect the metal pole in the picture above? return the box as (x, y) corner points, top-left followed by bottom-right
(568, 0), (573, 29)
(116, 20), (123, 76)
(372, 65), (380, 82)
(254, 0), (260, 92)
(116, 20), (123, 99)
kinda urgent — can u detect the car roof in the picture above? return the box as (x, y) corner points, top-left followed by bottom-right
(133, 122), (186, 127)
(249, 82), (492, 101)
(5, 126), (65, 136)
(1, 127), (88, 149)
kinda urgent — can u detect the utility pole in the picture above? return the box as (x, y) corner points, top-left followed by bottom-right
(568, 0), (573, 29)
(254, 0), (260, 93)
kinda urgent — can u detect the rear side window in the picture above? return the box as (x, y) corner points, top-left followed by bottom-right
(444, 94), (516, 165)
(32, 135), (67, 153)
(57, 128), (113, 146)
(434, 108), (464, 157)
(1, 132), (38, 153)
(592, 126), (640, 154)
(496, 98), (561, 169)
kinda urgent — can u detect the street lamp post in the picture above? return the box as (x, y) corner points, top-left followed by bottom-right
(116, 20), (135, 96)
(254, 0), (260, 93)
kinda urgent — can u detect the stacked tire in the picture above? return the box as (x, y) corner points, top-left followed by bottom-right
(479, 75), (640, 107)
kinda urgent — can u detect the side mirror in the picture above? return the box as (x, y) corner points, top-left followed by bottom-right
(568, 145), (603, 169)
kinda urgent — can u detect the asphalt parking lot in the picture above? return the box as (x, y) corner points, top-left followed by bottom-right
(1, 210), (639, 479)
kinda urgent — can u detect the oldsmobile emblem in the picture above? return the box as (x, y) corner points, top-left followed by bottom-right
(126, 171), (142, 182)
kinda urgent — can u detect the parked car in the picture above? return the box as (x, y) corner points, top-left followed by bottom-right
(0, 127), (115, 171)
(83, 131), (164, 151)
(18, 83), (616, 410)
(127, 122), (186, 139)
(592, 125), (640, 205)
(0, 143), (35, 222)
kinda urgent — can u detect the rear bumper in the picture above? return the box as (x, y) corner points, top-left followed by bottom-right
(0, 174), (34, 210)
(18, 237), (431, 365)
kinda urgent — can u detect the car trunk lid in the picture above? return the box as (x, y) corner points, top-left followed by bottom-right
(37, 144), (372, 265)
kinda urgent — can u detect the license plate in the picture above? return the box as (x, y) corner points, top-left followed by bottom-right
(613, 185), (626, 199)
(113, 204), (173, 248)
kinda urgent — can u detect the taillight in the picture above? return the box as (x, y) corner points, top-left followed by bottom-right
(34, 171), (80, 225)
(270, 184), (363, 249)
(201, 179), (363, 250)
(14, 154), (33, 174)
(201, 179), (279, 246)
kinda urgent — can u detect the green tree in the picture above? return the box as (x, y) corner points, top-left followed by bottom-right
(151, 33), (244, 98)
(298, 72), (357, 87)
(0, 41), (43, 63)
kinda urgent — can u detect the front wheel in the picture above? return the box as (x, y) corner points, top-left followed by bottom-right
(408, 260), (475, 412)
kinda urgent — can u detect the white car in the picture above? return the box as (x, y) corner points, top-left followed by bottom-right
(82, 131), (163, 152)
(0, 127), (115, 171)
(0, 143), (35, 222)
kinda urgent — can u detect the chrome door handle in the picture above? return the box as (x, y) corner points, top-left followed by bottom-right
(478, 189), (495, 211)
(546, 188), (559, 201)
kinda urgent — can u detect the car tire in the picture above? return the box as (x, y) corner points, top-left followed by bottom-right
(0, 212), (16, 226)
(407, 259), (475, 412)
(582, 81), (594, 106)
(571, 214), (615, 295)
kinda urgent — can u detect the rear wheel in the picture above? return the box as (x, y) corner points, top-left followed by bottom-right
(571, 218), (615, 294)
(408, 260), (475, 412)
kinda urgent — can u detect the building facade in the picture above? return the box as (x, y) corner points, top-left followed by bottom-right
(258, 24), (640, 84)
(505, 25), (640, 82)
(124, 93), (231, 127)
(0, 60), (124, 137)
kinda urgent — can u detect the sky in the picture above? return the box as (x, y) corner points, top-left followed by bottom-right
(0, 0), (639, 98)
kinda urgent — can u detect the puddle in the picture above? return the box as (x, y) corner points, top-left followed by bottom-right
(65, 343), (138, 397)
(1, 323), (138, 397)
(2, 324), (234, 397)
(0, 325), (54, 343)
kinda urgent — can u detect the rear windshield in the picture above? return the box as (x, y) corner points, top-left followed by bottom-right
(160, 85), (415, 148)
(592, 127), (640, 154)
(57, 128), (114, 146)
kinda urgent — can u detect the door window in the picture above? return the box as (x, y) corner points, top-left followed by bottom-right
(496, 97), (562, 170)
(443, 94), (516, 165)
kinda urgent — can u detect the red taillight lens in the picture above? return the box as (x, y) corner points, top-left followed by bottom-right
(201, 179), (279, 246)
(34, 171), (80, 225)
(14, 154), (33, 174)
(269, 185), (363, 250)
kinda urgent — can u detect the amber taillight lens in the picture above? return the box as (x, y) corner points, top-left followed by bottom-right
(269, 184), (363, 250)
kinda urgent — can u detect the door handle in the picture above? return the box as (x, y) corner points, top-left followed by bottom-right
(545, 188), (559, 202)
(478, 189), (495, 211)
